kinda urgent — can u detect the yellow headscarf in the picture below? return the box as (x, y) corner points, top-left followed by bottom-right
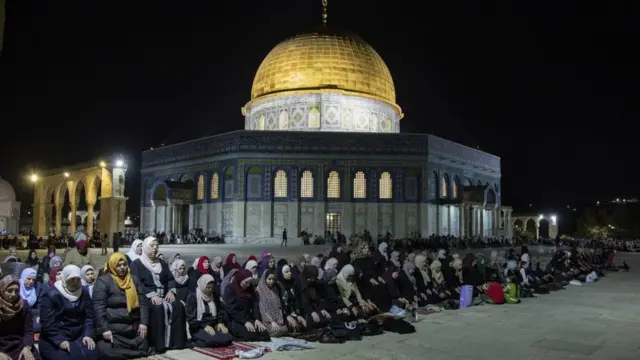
(106, 253), (139, 312)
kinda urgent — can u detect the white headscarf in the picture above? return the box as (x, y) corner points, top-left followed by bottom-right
(140, 237), (162, 274)
(196, 274), (216, 321)
(127, 239), (143, 262)
(81, 265), (96, 297)
(55, 265), (83, 302)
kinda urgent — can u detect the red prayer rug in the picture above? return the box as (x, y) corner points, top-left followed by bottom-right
(192, 342), (265, 360)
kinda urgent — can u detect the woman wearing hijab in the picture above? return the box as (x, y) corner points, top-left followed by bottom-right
(383, 266), (413, 311)
(186, 274), (232, 348)
(25, 250), (39, 268)
(309, 257), (324, 280)
(223, 254), (241, 274)
(256, 271), (288, 336)
(39, 265), (99, 360)
(37, 248), (58, 284)
(413, 255), (439, 304)
(209, 256), (225, 285)
(222, 269), (270, 341)
(335, 265), (374, 318)
(169, 259), (189, 303)
(219, 269), (238, 300)
(129, 237), (188, 353)
(42, 266), (62, 294)
(430, 260), (454, 301)
(300, 265), (350, 327)
(125, 240), (143, 265)
(0, 275), (41, 360)
(351, 243), (388, 311)
(81, 265), (97, 298)
(277, 264), (306, 329)
(188, 256), (214, 292)
(244, 259), (259, 286)
(93, 253), (150, 360)
(18, 269), (41, 333)
(257, 252), (272, 277)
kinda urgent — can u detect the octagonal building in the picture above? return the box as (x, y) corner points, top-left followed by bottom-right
(139, 28), (514, 243)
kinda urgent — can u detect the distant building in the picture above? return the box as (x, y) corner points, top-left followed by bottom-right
(0, 177), (21, 234)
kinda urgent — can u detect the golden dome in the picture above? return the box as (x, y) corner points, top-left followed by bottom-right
(251, 31), (397, 107)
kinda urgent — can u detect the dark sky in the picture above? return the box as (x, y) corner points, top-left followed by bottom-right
(0, 1), (636, 218)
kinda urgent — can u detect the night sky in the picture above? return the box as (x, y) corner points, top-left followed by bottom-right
(0, 1), (636, 222)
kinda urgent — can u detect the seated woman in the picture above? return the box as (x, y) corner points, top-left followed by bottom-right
(129, 237), (188, 353)
(351, 243), (388, 311)
(481, 274), (506, 304)
(125, 240), (143, 265)
(25, 250), (40, 268)
(188, 256), (214, 292)
(169, 259), (189, 303)
(0, 275), (42, 360)
(36, 246), (57, 284)
(335, 265), (375, 318)
(42, 266), (62, 294)
(429, 260), (455, 302)
(209, 257), (225, 285)
(277, 265), (308, 329)
(185, 274), (233, 348)
(461, 254), (485, 299)
(300, 266), (350, 328)
(223, 254), (241, 274)
(81, 265), (97, 298)
(256, 271), (288, 337)
(413, 255), (440, 304)
(93, 253), (150, 360)
(220, 269), (238, 300)
(444, 257), (463, 300)
(19, 268), (41, 333)
(39, 265), (99, 360)
(222, 269), (270, 341)
(384, 265), (418, 312)
(291, 256), (306, 281)
(244, 259), (259, 286)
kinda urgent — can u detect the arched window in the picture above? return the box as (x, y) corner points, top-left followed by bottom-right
(300, 170), (314, 198)
(379, 172), (392, 199)
(210, 173), (219, 199)
(327, 171), (340, 199)
(274, 170), (288, 198)
(196, 175), (204, 200)
(353, 171), (366, 199)
(441, 176), (448, 198)
(452, 180), (458, 198)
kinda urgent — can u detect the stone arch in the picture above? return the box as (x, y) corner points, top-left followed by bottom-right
(485, 188), (497, 206)
(538, 218), (550, 238)
(524, 218), (537, 238)
(222, 167), (234, 200)
(464, 178), (473, 187)
(152, 182), (169, 202)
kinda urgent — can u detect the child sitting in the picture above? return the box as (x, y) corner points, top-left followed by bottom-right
(481, 274), (505, 304)
(504, 269), (521, 304)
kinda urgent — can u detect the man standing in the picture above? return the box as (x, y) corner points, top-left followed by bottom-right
(281, 228), (287, 248)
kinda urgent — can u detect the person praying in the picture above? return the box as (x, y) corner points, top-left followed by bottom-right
(18, 269), (40, 333)
(222, 269), (270, 341)
(81, 265), (97, 298)
(39, 265), (99, 360)
(188, 256), (214, 292)
(92, 253), (151, 360)
(0, 275), (42, 360)
(256, 271), (288, 337)
(169, 259), (189, 303)
(129, 237), (188, 353)
(186, 274), (233, 348)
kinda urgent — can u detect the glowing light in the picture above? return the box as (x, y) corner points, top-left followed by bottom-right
(551, 215), (557, 223)
(63, 172), (70, 177)
(115, 159), (124, 168)
(30, 174), (38, 183)
(99, 161), (107, 168)
(538, 214), (543, 220)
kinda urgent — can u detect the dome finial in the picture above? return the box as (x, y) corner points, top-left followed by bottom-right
(321, 0), (328, 27)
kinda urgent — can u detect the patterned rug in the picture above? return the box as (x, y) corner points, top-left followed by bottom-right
(191, 342), (263, 360)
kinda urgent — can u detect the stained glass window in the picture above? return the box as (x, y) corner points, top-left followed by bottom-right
(379, 172), (392, 199)
(327, 171), (340, 198)
(210, 173), (219, 199)
(274, 170), (288, 198)
(197, 175), (204, 200)
(300, 171), (314, 198)
(353, 171), (366, 199)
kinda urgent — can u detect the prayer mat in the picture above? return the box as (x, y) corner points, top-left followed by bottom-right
(192, 342), (263, 360)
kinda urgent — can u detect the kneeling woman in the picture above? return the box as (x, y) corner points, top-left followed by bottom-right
(186, 274), (233, 347)
(39, 265), (99, 360)
(0, 275), (41, 360)
(130, 237), (188, 353)
(336, 265), (375, 318)
(256, 271), (288, 337)
(222, 269), (270, 341)
(92, 253), (151, 360)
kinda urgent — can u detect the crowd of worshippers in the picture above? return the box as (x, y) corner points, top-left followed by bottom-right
(0, 235), (628, 360)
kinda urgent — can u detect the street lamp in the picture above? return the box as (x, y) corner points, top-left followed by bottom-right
(99, 161), (106, 168)
(115, 159), (124, 168)
(30, 174), (38, 183)
(64, 172), (70, 178)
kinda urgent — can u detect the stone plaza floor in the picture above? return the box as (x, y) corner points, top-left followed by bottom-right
(1, 247), (638, 360)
